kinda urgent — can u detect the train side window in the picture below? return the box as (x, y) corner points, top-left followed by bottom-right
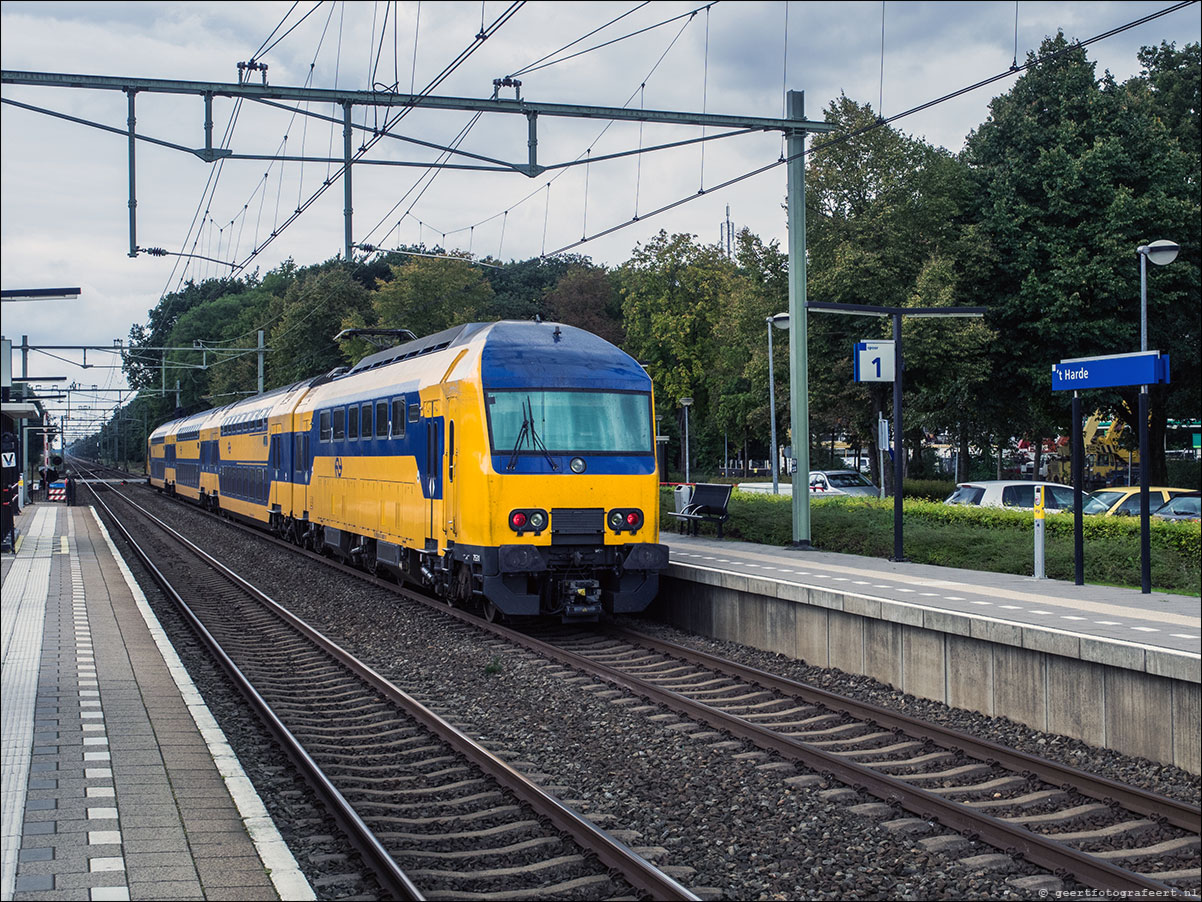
(361, 404), (372, 438)
(348, 405), (359, 440)
(408, 402), (421, 422)
(320, 411), (332, 441)
(375, 401), (388, 437)
(391, 399), (406, 439)
(333, 407), (345, 440)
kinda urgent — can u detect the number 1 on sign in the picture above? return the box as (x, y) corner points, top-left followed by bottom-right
(871, 357), (881, 378)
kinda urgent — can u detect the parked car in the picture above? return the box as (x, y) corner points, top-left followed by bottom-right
(944, 480), (1076, 511)
(1151, 491), (1200, 522)
(808, 470), (879, 496)
(1082, 486), (1194, 517)
(736, 470), (879, 497)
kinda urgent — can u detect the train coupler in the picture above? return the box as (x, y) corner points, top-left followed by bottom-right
(559, 578), (602, 622)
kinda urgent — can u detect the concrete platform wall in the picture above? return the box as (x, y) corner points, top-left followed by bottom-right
(653, 567), (1201, 774)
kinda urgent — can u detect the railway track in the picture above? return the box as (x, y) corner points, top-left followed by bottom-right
(83, 467), (1200, 898)
(527, 625), (1201, 896)
(81, 475), (699, 901)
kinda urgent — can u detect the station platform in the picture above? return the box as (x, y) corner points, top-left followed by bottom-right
(659, 533), (1201, 772)
(1, 502), (312, 901)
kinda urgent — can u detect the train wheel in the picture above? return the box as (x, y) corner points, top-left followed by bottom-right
(482, 600), (502, 623)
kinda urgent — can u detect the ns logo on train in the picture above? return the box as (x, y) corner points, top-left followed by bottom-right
(147, 321), (669, 622)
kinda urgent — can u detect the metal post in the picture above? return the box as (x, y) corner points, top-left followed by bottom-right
(203, 92), (214, 158)
(527, 111), (539, 175)
(21, 335), (28, 379)
(768, 319), (779, 494)
(786, 90), (811, 546)
(257, 329), (265, 394)
(1139, 250), (1148, 353)
(683, 405), (691, 484)
(1139, 387), (1151, 593)
(175, 379), (181, 410)
(1072, 392), (1084, 585)
(892, 311), (904, 561)
(343, 102), (353, 262)
(126, 90), (137, 257)
(1033, 486), (1046, 579)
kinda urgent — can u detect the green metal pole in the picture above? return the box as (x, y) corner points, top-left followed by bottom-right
(786, 90), (811, 546)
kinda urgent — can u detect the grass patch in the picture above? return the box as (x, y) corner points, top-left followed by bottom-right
(661, 487), (1200, 596)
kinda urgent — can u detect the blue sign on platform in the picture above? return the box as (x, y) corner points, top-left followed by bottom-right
(1051, 351), (1169, 391)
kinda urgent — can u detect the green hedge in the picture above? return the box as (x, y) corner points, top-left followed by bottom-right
(660, 487), (1200, 595)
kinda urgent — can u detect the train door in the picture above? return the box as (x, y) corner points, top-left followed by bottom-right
(423, 399), (443, 550)
(269, 424), (287, 511)
(442, 389), (459, 542)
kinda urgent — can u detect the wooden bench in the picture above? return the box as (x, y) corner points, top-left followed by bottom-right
(669, 483), (733, 538)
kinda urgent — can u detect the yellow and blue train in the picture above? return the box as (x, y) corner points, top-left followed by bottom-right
(148, 321), (668, 621)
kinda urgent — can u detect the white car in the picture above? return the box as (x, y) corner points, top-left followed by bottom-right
(738, 470), (878, 497)
(945, 480), (1076, 511)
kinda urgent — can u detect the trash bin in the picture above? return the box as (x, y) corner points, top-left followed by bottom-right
(674, 484), (694, 512)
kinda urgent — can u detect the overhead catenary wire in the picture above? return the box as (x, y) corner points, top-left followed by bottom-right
(434, 4), (701, 249)
(543, 0), (1198, 257)
(226, 1), (527, 276)
(508, 1), (718, 78)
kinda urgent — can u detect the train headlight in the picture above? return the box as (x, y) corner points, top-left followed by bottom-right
(509, 509), (548, 534)
(607, 508), (643, 532)
(570, 457), (586, 474)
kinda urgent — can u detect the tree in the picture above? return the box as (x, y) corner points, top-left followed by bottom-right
(544, 265), (625, 346)
(367, 255), (493, 341)
(270, 267), (372, 384)
(616, 231), (741, 475)
(963, 35), (1200, 482)
(805, 95), (974, 484)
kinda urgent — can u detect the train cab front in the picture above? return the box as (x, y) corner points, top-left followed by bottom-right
(491, 504), (668, 622)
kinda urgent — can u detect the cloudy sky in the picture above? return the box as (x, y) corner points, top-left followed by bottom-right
(2, 1), (1198, 440)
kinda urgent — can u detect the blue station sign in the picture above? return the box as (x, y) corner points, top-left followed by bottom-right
(1051, 351), (1170, 391)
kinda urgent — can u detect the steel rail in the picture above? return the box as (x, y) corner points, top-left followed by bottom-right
(605, 625), (1202, 833)
(84, 480), (425, 902)
(93, 481), (699, 902)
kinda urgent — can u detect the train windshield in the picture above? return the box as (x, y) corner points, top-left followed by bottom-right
(487, 390), (653, 454)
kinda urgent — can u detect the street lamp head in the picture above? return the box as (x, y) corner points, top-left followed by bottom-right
(680, 397), (693, 407)
(770, 312), (790, 330)
(1138, 239), (1179, 266)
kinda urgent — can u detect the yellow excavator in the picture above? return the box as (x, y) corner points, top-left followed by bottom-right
(1048, 412), (1138, 488)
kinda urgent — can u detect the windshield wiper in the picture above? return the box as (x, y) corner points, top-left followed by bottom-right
(506, 397), (559, 471)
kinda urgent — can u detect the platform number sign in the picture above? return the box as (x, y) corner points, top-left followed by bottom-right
(854, 340), (895, 383)
(1, 452), (15, 469)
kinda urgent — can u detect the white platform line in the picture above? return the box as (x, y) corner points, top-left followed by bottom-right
(1, 506), (57, 902)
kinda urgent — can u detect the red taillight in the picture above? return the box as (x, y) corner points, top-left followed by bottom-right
(511, 511), (528, 529)
(626, 511), (639, 526)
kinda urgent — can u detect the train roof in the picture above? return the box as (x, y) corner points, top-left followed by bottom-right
(348, 323), (488, 375)
(347, 321), (649, 392)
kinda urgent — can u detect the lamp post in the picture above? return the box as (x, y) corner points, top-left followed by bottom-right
(681, 397), (693, 484)
(1135, 239), (1178, 594)
(767, 313), (789, 494)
